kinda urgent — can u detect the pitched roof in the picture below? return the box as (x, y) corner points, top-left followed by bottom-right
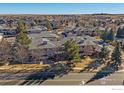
(28, 31), (59, 39)
(28, 32), (59, 50)
(29, 37), (59, 50)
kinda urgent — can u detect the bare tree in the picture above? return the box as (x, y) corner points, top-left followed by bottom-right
(10, 43), (29, 64)
(0, 39), (11, 64)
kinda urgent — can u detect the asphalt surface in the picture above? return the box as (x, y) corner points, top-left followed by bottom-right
(42, 72), (124, 85)
(0, 71), (124, 85)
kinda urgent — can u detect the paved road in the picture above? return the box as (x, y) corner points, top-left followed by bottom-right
(42, 72), (124, 85)
(0, 71), (124, 85)
(42, 72), (95, 85)
(87, 72), (124, 85)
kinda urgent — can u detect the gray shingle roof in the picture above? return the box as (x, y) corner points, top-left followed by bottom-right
(28, 32), (60, 50)
(28, 31), (59, 40)
(59, 35), (97, 46)
(29, 37), (59, 50)
(29, 32), (100, 51)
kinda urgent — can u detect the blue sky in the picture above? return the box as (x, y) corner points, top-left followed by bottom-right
(0, 3), (124, 14)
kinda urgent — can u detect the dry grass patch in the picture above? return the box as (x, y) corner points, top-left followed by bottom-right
(73, 56), (92, 72)
(0, 64), (50, 73)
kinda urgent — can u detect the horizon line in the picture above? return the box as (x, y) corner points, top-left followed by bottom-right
(0, 13), (124, 15)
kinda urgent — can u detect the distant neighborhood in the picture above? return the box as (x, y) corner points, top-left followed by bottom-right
(0, 14), (124, 85)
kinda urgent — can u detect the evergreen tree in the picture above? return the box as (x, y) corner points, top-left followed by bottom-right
(101, 30), (108, 42)
(102, 29), (114, 42)
(116, 27), (121, 38)
(16, 21), (31, 46)
(16, 31), (31, 45)
(17, 21), (26, 33)
(108, 29), (114, 41)
(99, 44), (109, 60)
(64, 39), (81, 62)
(116, 27), (124, 38)
(11, 21), (31, 64)
(112, 42), (122, 68)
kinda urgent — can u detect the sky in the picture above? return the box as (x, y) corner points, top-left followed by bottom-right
(0, 3), (124, 14)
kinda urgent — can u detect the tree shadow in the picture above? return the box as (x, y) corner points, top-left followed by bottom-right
(20, 62), (73, 85)
(85, 62), (119, 84)
(80, 59), (104, 72)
